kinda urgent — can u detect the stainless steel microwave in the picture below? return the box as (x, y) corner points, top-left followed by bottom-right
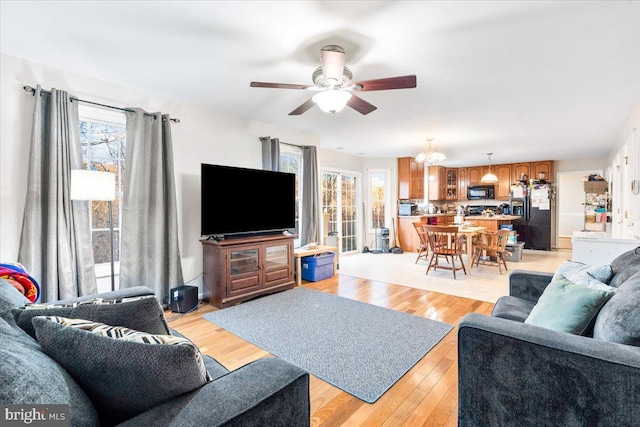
(467, 185), (495, 200)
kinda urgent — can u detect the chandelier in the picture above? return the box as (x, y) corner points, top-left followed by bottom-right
(480, 152), (499, 183)
(415, 138), (446, 165)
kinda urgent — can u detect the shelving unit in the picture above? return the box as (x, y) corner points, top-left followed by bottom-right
(583, 181), (611, 232)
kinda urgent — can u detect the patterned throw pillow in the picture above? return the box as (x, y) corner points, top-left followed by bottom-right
(12, 295), (169, 339)
(32, 316), (211, 420)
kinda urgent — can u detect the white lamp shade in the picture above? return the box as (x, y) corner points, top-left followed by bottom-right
(480, 172), (499, 183)
(312, 90), (352, 114)
(70, 170), (116, 201)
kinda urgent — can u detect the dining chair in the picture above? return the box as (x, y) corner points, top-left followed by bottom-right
(472, 229), (511, 274)
(424, 225), (467, 279)
(413, 221), (429, 264)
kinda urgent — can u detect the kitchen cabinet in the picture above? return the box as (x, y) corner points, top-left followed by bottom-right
(398, 157), (425, 199)
(202, 234), (295, 308)
(468, 166), (482, 185)
(427, 165), (447, 200)
(532, 161), (553, 182)
(458, 168), (468, 200)
(512, 163), (531, 183)
(495, 164), (512, 200)
(400, 158), (554, 201)
(446, 168), (458, 200)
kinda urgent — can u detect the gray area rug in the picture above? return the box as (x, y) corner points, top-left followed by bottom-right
(202, 287), (453, 403)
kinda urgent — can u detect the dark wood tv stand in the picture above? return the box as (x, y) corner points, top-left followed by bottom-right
(201, 234), (295, 308)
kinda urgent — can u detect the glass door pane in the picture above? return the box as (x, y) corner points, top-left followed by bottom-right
(341, 174), (358, 252)
(265, 244), (288, 269)
(229, 248), (259, 276)
(322, 171), (359, 254)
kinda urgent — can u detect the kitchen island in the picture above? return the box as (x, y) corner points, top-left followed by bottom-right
(465, 215), (522, 231)
(397, 214), (455, 252)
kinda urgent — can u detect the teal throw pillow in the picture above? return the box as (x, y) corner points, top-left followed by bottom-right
(525, 275), (615, 335)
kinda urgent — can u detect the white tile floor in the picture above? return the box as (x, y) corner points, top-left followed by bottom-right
(338, 249), (572, 303)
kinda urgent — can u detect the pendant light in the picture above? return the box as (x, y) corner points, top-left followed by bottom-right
(481, 153), (499, 183)
(415, 138), (446, 165)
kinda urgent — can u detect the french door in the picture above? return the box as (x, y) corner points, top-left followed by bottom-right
(322, 170), (360, 254)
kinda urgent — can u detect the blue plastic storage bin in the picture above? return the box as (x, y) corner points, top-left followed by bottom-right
(301, 252), (335, 282)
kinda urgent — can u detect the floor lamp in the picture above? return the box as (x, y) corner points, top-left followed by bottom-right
(70, 169), (116, 291)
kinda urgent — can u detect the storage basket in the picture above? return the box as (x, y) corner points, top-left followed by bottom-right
(584, 181), (608, 194)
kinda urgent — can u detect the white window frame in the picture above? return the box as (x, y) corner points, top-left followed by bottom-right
(78, 104), (126, 279)
(367, 168), (391, 234)
(321, 167), (362, 254)
(280, 144), (303, 248)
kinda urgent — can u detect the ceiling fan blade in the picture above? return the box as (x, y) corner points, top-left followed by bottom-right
(347, 94), (377, 115)
(288, 99), (316, 116)
(353, 75), (417, 91)
(250, 82), (311, 90)
(320, 45), (345, 82)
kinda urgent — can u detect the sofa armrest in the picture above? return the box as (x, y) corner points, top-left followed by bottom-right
(118, 358), (310, 427)
(53, 286), (155, 305)
(458, 313), (640, 427)
(508, 270), (554, 302)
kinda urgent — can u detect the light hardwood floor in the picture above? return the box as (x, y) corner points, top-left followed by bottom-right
(169, 273), (496, 426)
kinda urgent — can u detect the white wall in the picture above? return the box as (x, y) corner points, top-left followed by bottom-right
(0, 53), (362, 295)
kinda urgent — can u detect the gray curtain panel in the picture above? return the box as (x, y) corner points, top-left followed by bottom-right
(18, 85), (97, 302)
(301, 145), (320, 245)
(260, 136), (280, 171)
(120, 109), (184, 303)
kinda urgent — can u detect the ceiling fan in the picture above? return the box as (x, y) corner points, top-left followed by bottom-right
(250, 45), (417, 116)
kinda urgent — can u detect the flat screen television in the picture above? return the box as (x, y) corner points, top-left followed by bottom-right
(201, 163), (296, 238)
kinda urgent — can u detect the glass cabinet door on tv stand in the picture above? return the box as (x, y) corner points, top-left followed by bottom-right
(265, 244), (288, 269)
(229, 247), (259, 276)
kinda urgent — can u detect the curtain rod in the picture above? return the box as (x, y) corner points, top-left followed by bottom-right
(261, 137), (302, 149)
(22, 85), (180, 123)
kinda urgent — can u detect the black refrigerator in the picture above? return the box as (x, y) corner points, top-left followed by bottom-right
(510, 183), (554, 250)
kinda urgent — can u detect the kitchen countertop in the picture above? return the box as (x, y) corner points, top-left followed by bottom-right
(398, 213), (455, 217)
(466, 215), (522, 220)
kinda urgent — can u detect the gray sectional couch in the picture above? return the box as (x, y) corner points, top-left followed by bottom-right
(458, 246), (640, 426)
(0, 282), (310, 426)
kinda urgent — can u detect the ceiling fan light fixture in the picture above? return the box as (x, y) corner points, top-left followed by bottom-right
(481, 152), (499, 183)
(312, 90), (352, 114)
(415, 138), (446, 165)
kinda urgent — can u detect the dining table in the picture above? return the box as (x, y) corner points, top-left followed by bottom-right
(455, 225), (486, 268)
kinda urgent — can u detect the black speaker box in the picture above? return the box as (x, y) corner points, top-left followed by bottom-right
(170, 285), (198, 313)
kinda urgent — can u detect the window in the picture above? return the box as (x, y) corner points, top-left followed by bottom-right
(368, 169), (390, 232)
(78, 105), (126, 271)
(280, 144), (302, 247)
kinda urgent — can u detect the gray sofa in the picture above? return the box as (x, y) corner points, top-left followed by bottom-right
(458, 246), (640, 427)
(0, 281), (310, 426)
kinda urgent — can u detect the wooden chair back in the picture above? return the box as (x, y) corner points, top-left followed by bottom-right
(422, 225), (467, 279)
(413, 221), (430, 264)
(473, 229), (512, 274)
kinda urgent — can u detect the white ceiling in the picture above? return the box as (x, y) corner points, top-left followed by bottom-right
(2, 1), (639, 166)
